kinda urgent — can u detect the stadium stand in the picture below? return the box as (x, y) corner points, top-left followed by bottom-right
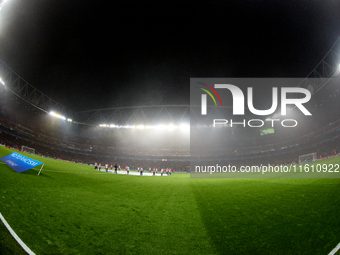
(0, 75), (340, 170)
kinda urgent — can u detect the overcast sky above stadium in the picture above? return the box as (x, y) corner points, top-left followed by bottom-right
(0, 0), (340, 112)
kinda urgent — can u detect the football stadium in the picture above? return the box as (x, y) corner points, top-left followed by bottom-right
(1, 1), (340, 255)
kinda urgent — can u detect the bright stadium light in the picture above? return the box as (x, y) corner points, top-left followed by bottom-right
(179, 124), (190, 131)
(155, 124), (167, 130)
(0, 0), (9, 12)
(0, 77), (5, 86)
(50, 111), (57, 117)
(67, 118), (72, 122)
(335, 63), (340, 76)
(49, 111), (67, 121)
(0, 0), (12, 32)
(98, 124), (137, 128)
(168, 124), (177, 130)
(97, 123), (188, 130)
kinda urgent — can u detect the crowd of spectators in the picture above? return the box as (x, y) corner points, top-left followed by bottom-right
(1, 117), (339, 171)
(1, 80), (340, 171)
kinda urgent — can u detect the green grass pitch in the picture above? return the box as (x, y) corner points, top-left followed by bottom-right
(1, 145), (340, 254)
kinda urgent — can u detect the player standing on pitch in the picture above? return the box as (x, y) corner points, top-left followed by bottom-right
(114, 164), (118, 174)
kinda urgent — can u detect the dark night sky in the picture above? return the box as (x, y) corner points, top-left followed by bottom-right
(0, 0), (340, 112)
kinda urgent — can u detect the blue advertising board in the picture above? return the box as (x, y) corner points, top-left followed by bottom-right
(0, 152), (43, 173)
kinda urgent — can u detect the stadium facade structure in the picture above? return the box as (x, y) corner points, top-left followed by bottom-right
(0, 38), (340, 169)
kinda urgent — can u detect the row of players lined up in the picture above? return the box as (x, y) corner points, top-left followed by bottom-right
(94, 163), (173, 176)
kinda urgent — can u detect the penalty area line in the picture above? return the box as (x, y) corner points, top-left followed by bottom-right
(329, 242), (340, 255)
(0, 212), (36, 255)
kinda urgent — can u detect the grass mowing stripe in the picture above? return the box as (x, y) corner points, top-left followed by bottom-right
(0, 212), (35, 255)
(191, 178), (340, 254)
(1, 146), (340, 254)
(0, 147), (214, 254)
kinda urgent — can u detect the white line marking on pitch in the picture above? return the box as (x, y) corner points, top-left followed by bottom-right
(329, 242), (340, 255)
(0, 212), (36, 255)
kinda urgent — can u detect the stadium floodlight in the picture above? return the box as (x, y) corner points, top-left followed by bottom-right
(98, 123), (188, 130)
(0, 0), (11, 32)
(0, 77), (5, 86)
(168, 124), (177, 130)
(98, 124), (138, 128)
(179, 124), (190, 131)
(155, 124), (167, 130)
(335, 63), (340, 76)
(49, 111), (67, 120)
(0, 0), (9, 12)
(67, 118), (72, 122)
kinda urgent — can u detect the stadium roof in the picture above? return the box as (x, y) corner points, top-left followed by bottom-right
(0, 1), (340, 112)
